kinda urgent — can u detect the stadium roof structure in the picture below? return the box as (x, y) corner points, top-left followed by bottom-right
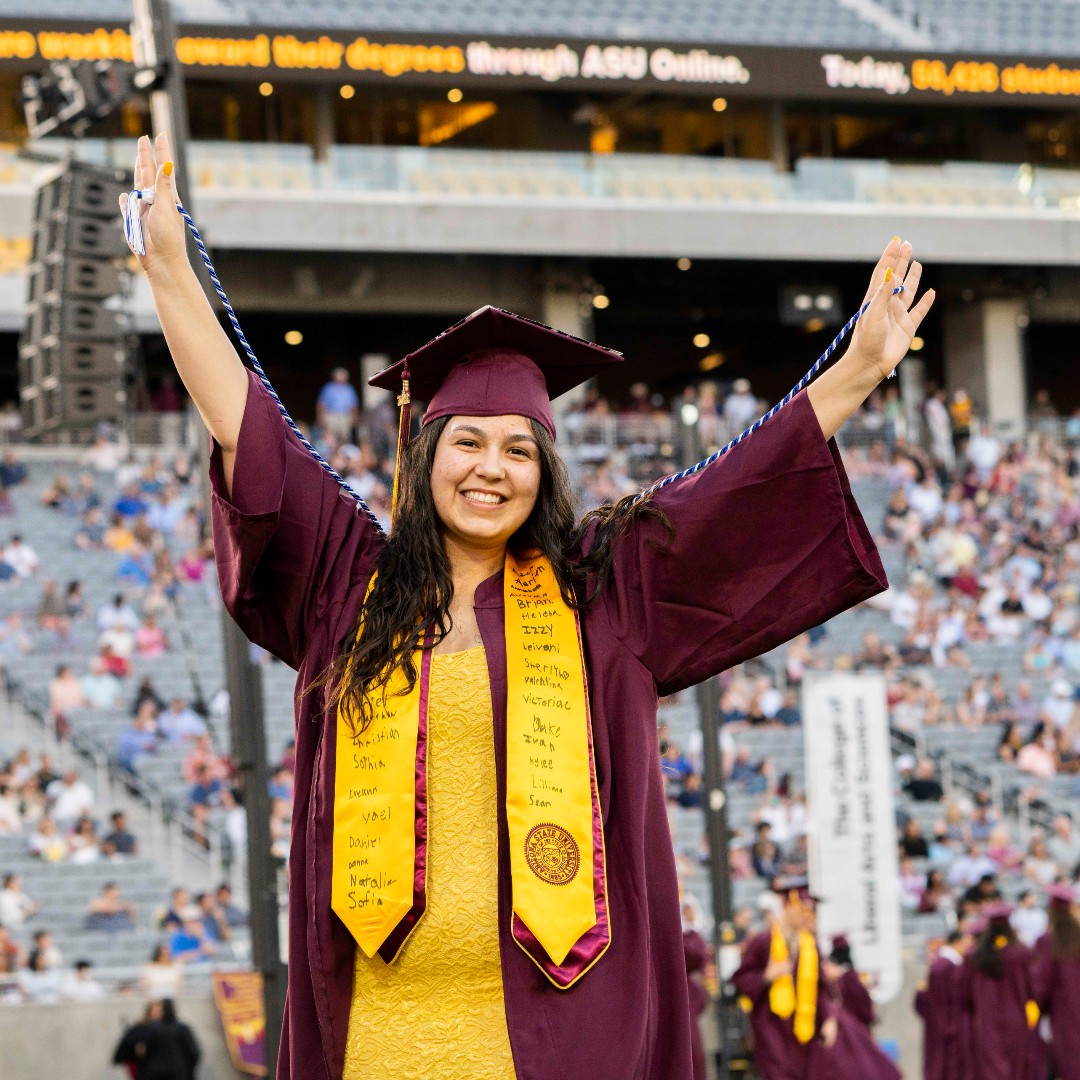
(5, 0), (1080, 62)
(0, 0), (1026, 54)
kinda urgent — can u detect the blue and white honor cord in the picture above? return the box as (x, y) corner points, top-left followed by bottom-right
(124, 189), (904, 522)
(124, 187), (386, 534)
(630, 284), (903, 506)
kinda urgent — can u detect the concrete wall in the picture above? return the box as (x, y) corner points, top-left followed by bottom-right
(0, 994), (244, 1080)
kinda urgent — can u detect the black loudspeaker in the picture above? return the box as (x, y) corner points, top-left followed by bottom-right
(18, 159), (132, 438)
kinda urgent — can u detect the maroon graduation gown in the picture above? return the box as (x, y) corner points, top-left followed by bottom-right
(961, 945), (1040, 1080)
(211, 371), (887, 1080)
(683, 930), (708, 1080)
(804, 1008), (902, 1080)
(1032, 933), (1080, 1080)
(835, 968), (875, 1030)
(731, 931), (835, 1080)
(914, 955), (969, 1080)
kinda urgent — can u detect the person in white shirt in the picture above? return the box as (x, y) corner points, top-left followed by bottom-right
(722, 378), (759, 430)
(1011, 890), (1049, 947)
(908, 475), (943, 525)
(0, 874), (38, 928)
(1043, 680), (1076, 730)
(2, 535), (38, 577)
(46, 770), (94, 827)
(0, 785), (20, 835)
(62, 960), (108, 1002)
(96, 595), (140, 634)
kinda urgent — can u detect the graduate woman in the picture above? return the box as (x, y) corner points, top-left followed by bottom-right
(122, 132), (934, 1079)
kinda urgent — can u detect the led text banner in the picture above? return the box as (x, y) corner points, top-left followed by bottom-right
(1, 21), (1080, 105)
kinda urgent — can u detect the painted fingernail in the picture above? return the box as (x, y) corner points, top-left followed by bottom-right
(892, 235), (901, 243)
(885, 267), (893, 282)
(163, 162), (173, 177)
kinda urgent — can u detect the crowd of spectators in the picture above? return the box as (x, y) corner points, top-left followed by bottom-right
(2, 366), (1080, 1001)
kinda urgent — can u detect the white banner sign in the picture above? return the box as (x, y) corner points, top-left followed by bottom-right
(803, 672), (902, 1003)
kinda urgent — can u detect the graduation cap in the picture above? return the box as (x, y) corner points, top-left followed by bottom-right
(982, 900), (1014, 923)
(369, 306), (623, 525)
(1047, 883), (1076, 908)
(771, 876), (820, 907)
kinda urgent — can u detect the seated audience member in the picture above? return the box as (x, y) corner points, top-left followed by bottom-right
(0, 873), (38, 927)
(904, 759), (945, 802)
(159, 698), (206, 744)
(1010, 890), (1048, 947)
(140, 942), (183, 998)
(84, 882), (136, 931)
(214, 884), (247, 929)
(169, 913), (216, 963)
(19, 949), (62, 1003)
(0, 925), (25, 973)
(102, 811), (138, 857)
(3, 535), (39, 577)
(900, 819), (930, 858)
(1017, 722), (1059, 778)
(134, 614), (169, 657)
(73, 507), (107, 550)
(917, 869), (953, 913)
(61, 959), (107, 1002)
(0, 783), (20, 836)
(159, 887), (190, 932)
(67, 816), (101, 865)
(81, 657), (123, 708)
(117, 708), (162, 772)
(1024, 834), (1059, 886)
(27, 815), (68, 863)
(47, 769), (94, 828)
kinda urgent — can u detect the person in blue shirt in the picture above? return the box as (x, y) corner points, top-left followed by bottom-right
(316, 366), (359, 444)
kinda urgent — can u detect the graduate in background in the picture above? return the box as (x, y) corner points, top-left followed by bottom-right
(1032, 883), (1080, 1080)
(824, 934), (875, 1032)
(732, 880), (837, 1080)
(914, 929), (971, 1080)
(962, 902), (1044, 1080)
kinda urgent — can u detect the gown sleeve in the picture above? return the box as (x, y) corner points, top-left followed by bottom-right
(731, 933), (771, 1006)
(597, 389), (888, 696)
(209, 369), (385, 670)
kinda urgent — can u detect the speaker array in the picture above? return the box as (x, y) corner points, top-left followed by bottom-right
(18, 161), (133, 438)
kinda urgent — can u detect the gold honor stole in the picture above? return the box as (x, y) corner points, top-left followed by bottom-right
(767, 925), (819, 1044)
(330, 550), (611, 988)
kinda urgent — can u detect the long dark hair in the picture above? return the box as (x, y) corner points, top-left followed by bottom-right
(970, 919), (1016, 978)
(1050, 903), (1080, 962)
(305, 415), (669, 734)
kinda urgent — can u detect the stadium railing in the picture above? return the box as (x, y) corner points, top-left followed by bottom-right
(11, 138), (1080, 213)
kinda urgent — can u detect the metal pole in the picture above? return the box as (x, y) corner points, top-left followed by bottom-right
(129, 0), (285, 1069)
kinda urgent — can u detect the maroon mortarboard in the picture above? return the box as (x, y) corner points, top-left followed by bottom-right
(1047, 883), (1076, 907)
(369, 306), (623, 527)
(983, 901), (1014, 922)
(369, 306), (623, 440)
(967, 916), (988, 937)
(831, 933), (851, 952)
(771, 876), (820, 906)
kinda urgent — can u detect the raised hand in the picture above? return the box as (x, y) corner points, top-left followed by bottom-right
(847, 237), (936, 382)
(118, 132), (188, 278)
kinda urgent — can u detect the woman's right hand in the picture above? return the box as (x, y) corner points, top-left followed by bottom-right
(118, 132), (189, 280)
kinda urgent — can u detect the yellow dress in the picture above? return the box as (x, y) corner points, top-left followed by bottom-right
(342, 645), (517, 1080)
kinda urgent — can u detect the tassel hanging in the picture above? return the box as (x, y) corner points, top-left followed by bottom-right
(390, 362), (412, 531)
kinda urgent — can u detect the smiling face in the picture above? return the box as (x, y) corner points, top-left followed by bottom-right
(431, 415), (542, 555)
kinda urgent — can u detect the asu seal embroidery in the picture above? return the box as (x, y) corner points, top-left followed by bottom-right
(524, 823), (580, 886)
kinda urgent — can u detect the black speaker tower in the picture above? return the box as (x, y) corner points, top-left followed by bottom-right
(18, 160), (133, 438)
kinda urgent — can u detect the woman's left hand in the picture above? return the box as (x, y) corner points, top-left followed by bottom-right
(848, 237), (937, 383)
